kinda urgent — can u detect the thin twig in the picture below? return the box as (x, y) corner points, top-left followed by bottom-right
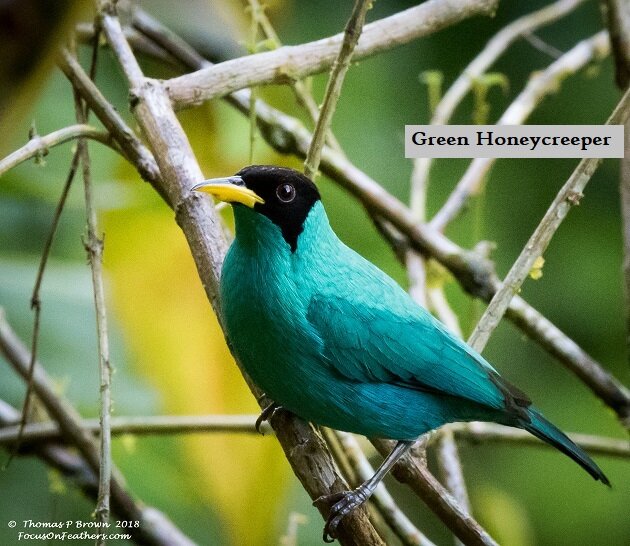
(468, 86), (630, 353)
(434, 429), (471, 528)
(2, 412), (626, 458)
(0, 310), (195, 545)
(436, 0), (587, 126)
(424, 290), (470, 541)
(0, 399), (106, 510)
(165, 0), (499, 109)
(246, 0), (342, 152)
(0, 125), (117, 177)
(442, 422), (630, 458)
(57, 49), (163, 190)
(0, 414), (264, 445)
(68, 37), (114, 540)
(280, 512), (309, 546)
(411, 0), (588, 212)
(4, 148), (81, 469)
(304, 0), (370, 179)
(74, 101), (113, 540)
(431, 31), (610, 231)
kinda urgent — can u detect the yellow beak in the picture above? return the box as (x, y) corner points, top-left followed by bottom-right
(191, 176), (264, 208)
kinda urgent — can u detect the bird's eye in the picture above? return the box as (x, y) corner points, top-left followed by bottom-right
(276, 183), (296, 203)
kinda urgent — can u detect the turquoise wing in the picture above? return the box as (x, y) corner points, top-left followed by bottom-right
(306, 258), (530, 417)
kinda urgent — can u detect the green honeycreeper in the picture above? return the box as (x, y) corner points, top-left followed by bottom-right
(193, 165), (609, 541)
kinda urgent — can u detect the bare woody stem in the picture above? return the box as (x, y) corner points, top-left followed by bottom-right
(246, 0), (342, 152)
(58, 50), (162, 188)
(74, 88), (113, 536)
(441, 422), (630, 457)
(434, 0), (588, 126)
(165, 0), (499, 109)
(304, 0), (370, 179)
(0, 125), (117, 177)
(468, 86), (630, 354)
(4, 147), (81, 468)
(2, 412), (627, 457)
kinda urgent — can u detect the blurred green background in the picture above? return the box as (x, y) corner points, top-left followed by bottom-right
(1, 0), (628, 544)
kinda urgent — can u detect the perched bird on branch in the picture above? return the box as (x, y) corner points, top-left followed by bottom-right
(193, 165), (609, 542)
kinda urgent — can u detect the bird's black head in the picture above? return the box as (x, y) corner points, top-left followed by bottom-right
(192, 165), (321, 252)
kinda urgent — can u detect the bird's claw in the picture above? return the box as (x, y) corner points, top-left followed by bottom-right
(255, 400), (284, 434)
(314, 487), (369, 542)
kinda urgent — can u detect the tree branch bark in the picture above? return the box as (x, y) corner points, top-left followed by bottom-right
(165, 0), (499, 109)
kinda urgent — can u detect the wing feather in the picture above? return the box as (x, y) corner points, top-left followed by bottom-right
(306, 257), (529, 416)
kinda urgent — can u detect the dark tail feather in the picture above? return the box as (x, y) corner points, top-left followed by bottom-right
(523, 408), (610, 486)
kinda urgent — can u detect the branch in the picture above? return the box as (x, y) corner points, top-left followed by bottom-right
(57, 49), (163, 190)
(74, 76), (113, 535)
(430, 31), (610, 231)
(411, 0), (589, 212)
(0, 310), (195, 545)
(165, 0), (499, 109)
(0, 399), (105, 512)
(96, 4), (383, 543)
(371, 439), (498, 546)
(436, 0), (588, 126)
(304, 0), (370, 179)
(6, 142), (81, 467)
(3, 412), (627, 458)
(0, 414), (265, 446)
(0, 125), (117, 177)
(244, 0), (342, 152)
(468, 85), (630, 352)
(434, 430), (471, 546)
(443, 422), (630, 458)
(406, 159), (470, 539)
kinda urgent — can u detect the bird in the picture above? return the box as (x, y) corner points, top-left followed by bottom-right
(192, 165), (609, 541)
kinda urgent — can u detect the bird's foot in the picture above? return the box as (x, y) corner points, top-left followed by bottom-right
(314, 484), (371, 542)
(255, 400), (284, 434)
